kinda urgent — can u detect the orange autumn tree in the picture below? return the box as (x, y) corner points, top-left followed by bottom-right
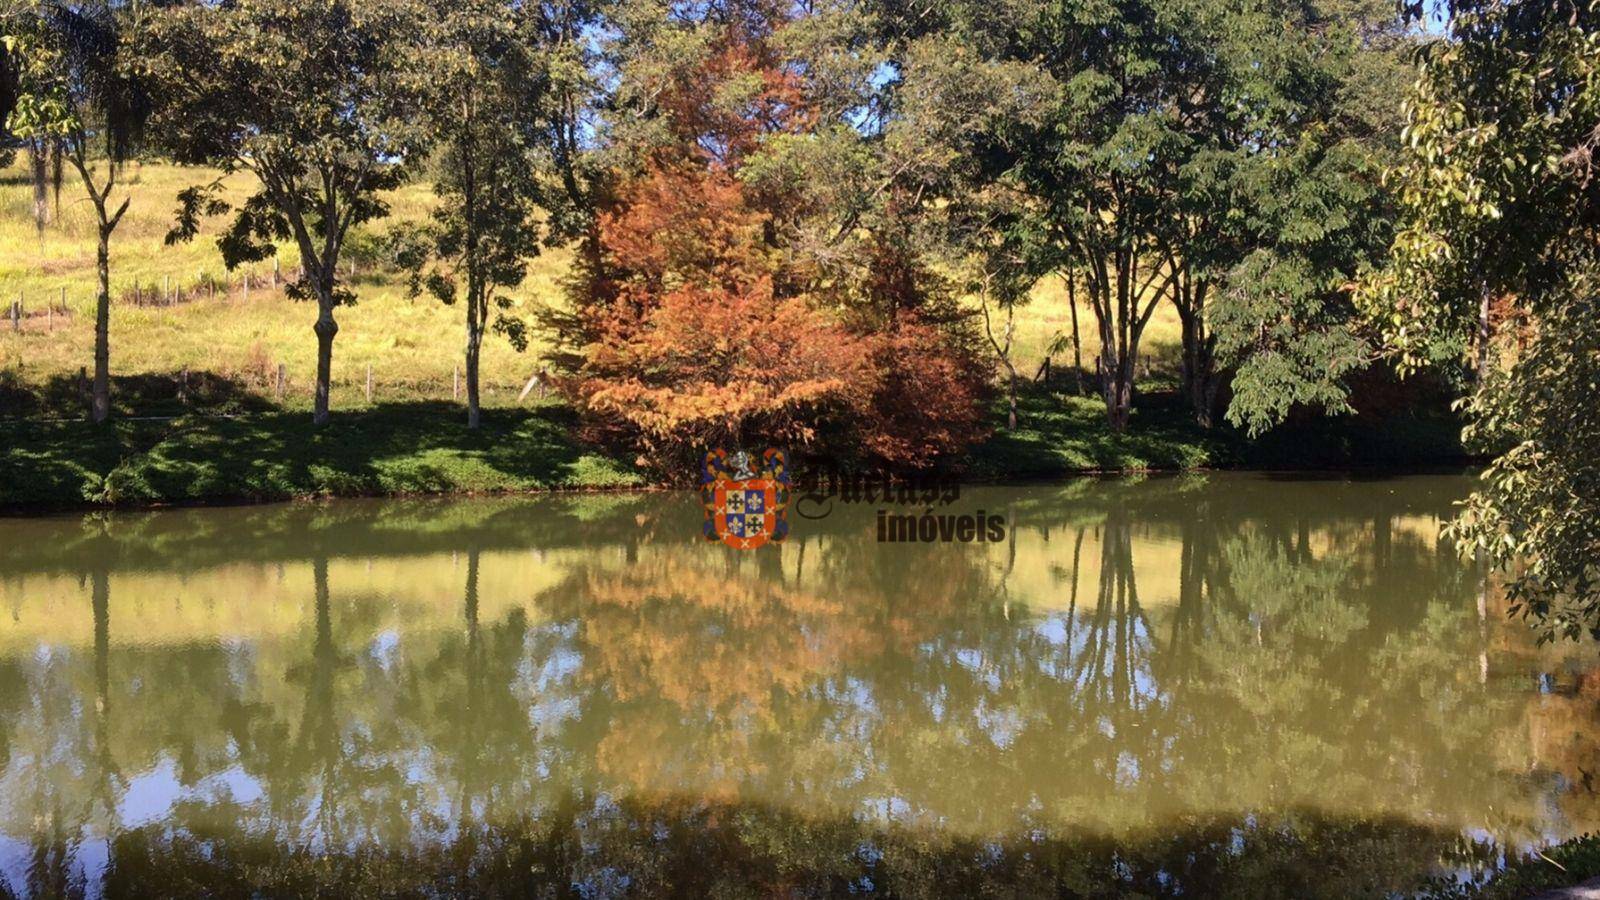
(555, 0), (989, 475)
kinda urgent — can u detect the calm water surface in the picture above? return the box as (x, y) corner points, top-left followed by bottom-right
(0, 473), (1595, 897)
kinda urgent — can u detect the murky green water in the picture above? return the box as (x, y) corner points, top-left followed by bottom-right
(0, 473), (1595, 897)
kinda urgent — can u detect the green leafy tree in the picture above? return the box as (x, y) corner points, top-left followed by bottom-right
(846, 32), (1049, 430)
(865, 0), (1406, 435)
(1362, 0), (1600, 641)
(1170, 0), (1408, 431)
(4, 0), (151, 423)
(1007, 0), (1199, 433)
(393, 0), (579, 429)
(869, 0), (1259, 432)
(137, 0), (433, 424)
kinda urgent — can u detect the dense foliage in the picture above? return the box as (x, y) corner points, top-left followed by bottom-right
(1364, 0), (1600, 641)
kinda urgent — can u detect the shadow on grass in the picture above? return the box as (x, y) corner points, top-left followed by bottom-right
(967, 380), (1470, 482)
(0, 400), (641, 509)
(0, 367), (278, 419)
(967, 387), (1221, 480)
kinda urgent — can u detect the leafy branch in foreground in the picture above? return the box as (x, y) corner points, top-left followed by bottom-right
(1363, 0), (1600, 641)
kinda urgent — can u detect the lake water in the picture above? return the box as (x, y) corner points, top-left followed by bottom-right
(0, 473), (1595, 897)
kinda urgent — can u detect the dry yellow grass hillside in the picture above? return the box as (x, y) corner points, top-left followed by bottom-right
(0, 160), (569, 410)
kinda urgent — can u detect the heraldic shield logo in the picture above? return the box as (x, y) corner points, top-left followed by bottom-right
(701, 448), (791, 550)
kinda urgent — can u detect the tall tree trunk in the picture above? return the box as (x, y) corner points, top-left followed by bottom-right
(1006, 364), (1018, 430)
(1106, 358), (1134, 432)
(980, 285), (1020, 430)
(313, 298), (338, 425)
(1175, 278), (1217, 428)
(1062, 272), (1088, 393)
(31, 142), (50, 232)
(465, 297), (483, 430)
(1179, 310), (1215, 428)
(92, 225), (111, 423)
(1067, 276), (1084, 395)
(1003, 302), (1017, 430)
(1095, 279), (1136, 433)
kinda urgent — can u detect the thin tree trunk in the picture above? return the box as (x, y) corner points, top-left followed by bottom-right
(979, 283), (1020, 430)
(68, 149), (122, 426)
(92, 226), (111, 423)
(1180, 308), (1215, 428)
(1095, 282), (1134, 432)
(31, 143), (50, 232)
(313, 298), (338, 425)
(465, 299), (483, 430)
(1107, 362), (1133, 431)
(1174, 276), (1217, 428)
(1004, 302), (1017, 430)
(1067, 274), (1083, 395)
(1007, 366), (1018, 430)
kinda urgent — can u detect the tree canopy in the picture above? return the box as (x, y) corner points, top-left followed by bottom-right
(138, 0), (435, 424)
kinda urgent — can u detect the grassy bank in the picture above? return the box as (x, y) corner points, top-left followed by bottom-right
(2, 158), (1467, 509)
(0, 402), (644, 509)
(0, 382), (1469, 510)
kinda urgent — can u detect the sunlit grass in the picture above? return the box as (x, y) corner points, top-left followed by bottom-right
(1002, 273), (1184, 382)
(0, 159), (569, 411)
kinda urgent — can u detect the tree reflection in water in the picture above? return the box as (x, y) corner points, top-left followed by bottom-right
(0, 473), (1591, 897)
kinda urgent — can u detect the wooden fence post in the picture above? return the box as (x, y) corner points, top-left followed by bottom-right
(276, 363), (286, 400)
(273, 258), (280, 287)
(517, 370), (541, 404)
(453, 366), (460, 401)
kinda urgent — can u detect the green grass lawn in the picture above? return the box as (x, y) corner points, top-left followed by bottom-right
(966, 379), (1469, 481)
